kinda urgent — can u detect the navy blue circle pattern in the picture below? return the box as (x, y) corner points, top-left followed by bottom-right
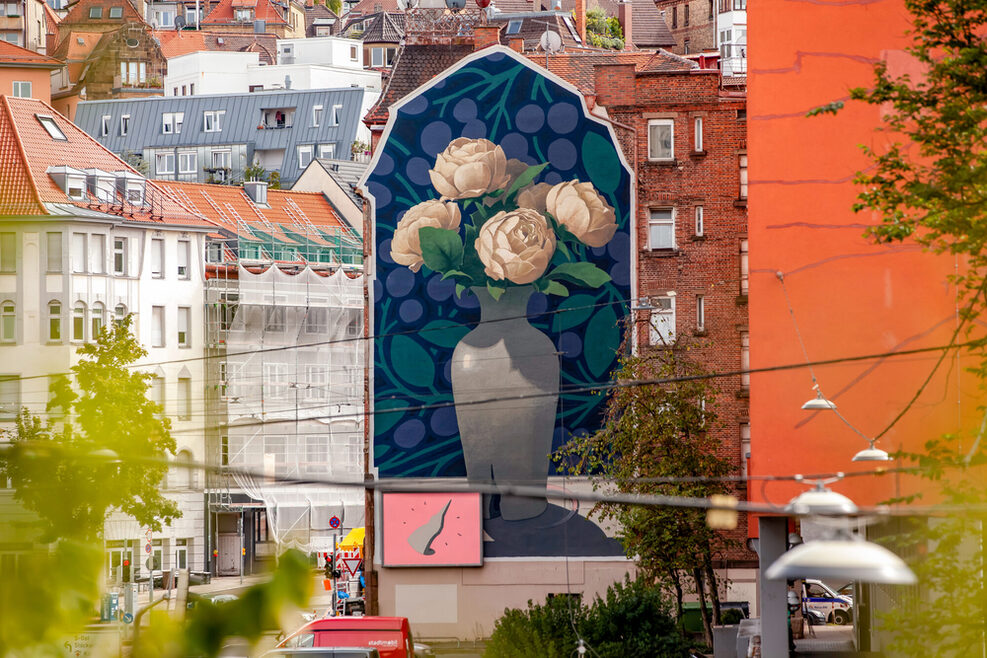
(367, 51), (632, 478)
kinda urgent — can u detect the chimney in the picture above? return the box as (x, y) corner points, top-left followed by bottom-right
(617, 0), (632, 49)
(574, 0), (586, 44)
(473, 24), (502, 50)
(509, 37), (523, 52)
(244, 180), (269, 205)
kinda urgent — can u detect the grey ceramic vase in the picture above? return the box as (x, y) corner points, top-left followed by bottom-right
(451, 285), (559, 521)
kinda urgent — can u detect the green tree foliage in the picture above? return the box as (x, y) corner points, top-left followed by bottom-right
(586, 8), (625, 50)
(485, 577), (692, 658)
(847, 0), (987, 653)
(554, 344), (735, 646)
(327, 0), (342, 16)
(2, 316), (178, 543)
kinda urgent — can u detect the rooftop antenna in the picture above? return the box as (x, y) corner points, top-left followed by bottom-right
(539, 28), (561, 67)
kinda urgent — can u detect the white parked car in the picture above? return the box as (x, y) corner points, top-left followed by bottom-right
(803, 579), (853, 625)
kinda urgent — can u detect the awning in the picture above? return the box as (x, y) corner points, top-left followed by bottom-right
(338, 527), (365, 551)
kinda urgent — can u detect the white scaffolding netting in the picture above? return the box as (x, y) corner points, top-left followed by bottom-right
(220, 264), (366, 552)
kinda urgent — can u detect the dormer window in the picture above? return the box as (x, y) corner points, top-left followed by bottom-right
(234, 7), (252, 21)
(506, 19), (522, 34)
(109, 6), (122, 17)
(114, 171), (146, 206)
(89, 6), (102, 18)
(48, 166), (87, 200)
(36, 114), (66, 140)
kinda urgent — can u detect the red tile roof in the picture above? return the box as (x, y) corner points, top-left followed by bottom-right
(154, 29), (278, 64)
(0, 95), (214, 226)
(347, 0), (400, 15)
(0, 40), (63, 68)
(202, 0), (289, 25)
(59, 0), (147, 27)
(155, 181), (354, 245)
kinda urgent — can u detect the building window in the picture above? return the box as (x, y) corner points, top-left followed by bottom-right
(203, 110), (225, 132)
(206, 242), (222, 263)
(739, 153), (748, 199)
(12, 81), (31, 98)
(109, 5), (123, 17)
(177, 306), (190, 347)
(0, 232), (13, 272)
(649, 296), (675, 346)
(694, 117), (703, 152)
(89, 6), (102, 17)
(350, 45), (358, 60)
(36, 114), (66, 140)
(162, 112), (184, 134)
(156, 152), (175, 175)
(331, 104), (342, 126)
(0, 376), (19, 421)
(150, 375), (164, 411)
(694, 206), (704, 237)
(734, 0), (745, 9)
(672, 5), (677, 27)
(91, 302), (105, 339)
(177, 377), (191, 420)
(72, 302), (86, 341)
(312, 105), (323, 127)
(740, 239), (749, 295)
(101, 115), (111, 136)
(46, 232), (62, 272)
(221, 435), (229, 466)
(305, 307), (327, 334)
(740, 423), (751, 478)
(178, 151), (197, 174)
(684, 4), (689, 25)
(48, 302), (61, 341)
(71, 233), (87, 273)
(370, 47), (396, 67)
(0, 301), (14, 343)
(113, 237), (127, 275)
(506, 18), (522, 34)
(211, 150), (230, 169)
(177, 240), (190, 279)
(265, 307), (285, 332)
(318, 144), (334, 159)
(740, 331), (750, 387)
(648, 208), (675, 250)
(152, 305), (164, 347)
(120, 114), (130, 136)
(151, 238), (164, 278)
(696, 295), (705, 332)
(648, 119), (674, 161)
(114, 304), (127, 327)
(298, 145), (313, 169)
(708, 0), (713, 18)
(234, 7), (252, 20)
(91, 234), (105, 274)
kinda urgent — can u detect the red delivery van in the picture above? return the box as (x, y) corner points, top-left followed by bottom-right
(279, 617), (415, 658)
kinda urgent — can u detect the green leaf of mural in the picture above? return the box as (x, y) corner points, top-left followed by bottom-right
(419, 227), (463, 274)
(584, 305), (619, 379)
(461, 225), (486, 282)
(441, 269), (471, 282)
(419, 321), (470, 348)
(455, 283), (467, 298)
(487, 282), (506, 301)
(543, 280), (570, 297)
(389, 335), (436, 388)
(374, 398), (408, 436)
(548, 262), (612, 288)
(505, 162), (549, 199)
(551, 293), (597, 333)
(374, 444), (390, 460)
(582, 132), (621, 195)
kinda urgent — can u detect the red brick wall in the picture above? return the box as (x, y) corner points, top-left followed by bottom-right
(599, 66), (753, 562)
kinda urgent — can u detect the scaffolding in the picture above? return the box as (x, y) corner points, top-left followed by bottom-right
(203, 216), (365, 568)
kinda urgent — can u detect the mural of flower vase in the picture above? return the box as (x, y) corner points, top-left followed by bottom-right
(390, 137), (619, 522)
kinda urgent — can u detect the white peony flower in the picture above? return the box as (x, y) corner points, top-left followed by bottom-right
(475, 208), (556, 285)
(546, 180), (618, 248)
(390, 199), (462, 272)
(429, 138), (512, 199)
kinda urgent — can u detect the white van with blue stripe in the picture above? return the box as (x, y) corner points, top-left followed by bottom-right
(803, 580), (853, 625)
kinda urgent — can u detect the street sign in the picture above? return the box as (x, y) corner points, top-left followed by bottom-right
(341, 557), (362, 577)
(123, 613), (133, 624)
(144, 544), (152, 554)
(145, 529), (153, 542)
(329, 516), (341, 529)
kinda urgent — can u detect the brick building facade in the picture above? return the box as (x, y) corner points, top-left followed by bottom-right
(594, 62), (752, 561)
(654, 0), (717, 54)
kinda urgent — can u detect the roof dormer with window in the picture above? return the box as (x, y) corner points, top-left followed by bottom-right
(47, 165), (87, 200)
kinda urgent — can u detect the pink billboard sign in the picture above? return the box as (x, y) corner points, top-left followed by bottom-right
(381, 492), (483, 567)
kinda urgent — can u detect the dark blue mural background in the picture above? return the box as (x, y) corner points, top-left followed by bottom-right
(366, 50), (632, 480)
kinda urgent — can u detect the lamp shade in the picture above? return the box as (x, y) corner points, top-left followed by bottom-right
(802, 390), (837, 410)
(785, 486), (858, 516)
(853, 445), (890, 462)
(765, 538), (917, 584)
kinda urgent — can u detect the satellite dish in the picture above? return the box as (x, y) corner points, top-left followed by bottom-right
(174, 15), (186, 29)
(540, 29), (562, 53)
(445, 0), (466, 10)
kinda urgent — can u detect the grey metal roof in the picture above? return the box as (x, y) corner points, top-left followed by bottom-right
(315, 157), (367, 205)
(73, 88), (367, 185)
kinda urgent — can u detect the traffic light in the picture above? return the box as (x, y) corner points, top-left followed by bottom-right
(122, 558), (131, 583)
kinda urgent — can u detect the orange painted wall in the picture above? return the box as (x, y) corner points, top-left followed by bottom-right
(746, 0), (983, 514)
(0, 68), (52, 104)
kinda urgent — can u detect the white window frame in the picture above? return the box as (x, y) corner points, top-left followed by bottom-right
(90, 302), (105, 339)
(695, 205), (704, 237)
(71, 232), (87, 273)
(177, 306), (190, 347)
(739, 153), (748, 199)
(178, 151), (197, 174)
(46, 232), (62, 272)
(0, 232), (14, 272)
(151, 305), (165, 347)
(72, 301), (86, 342)
(113, 237), (127, 275)
(741, 331), (750, 388)
(0, 376), (19, 421)
(694, 117), (703, 152)
(211, 150), (231, 169)
(312, 104), (323, 127)
(151, 238), (164, 278)
(649, 296), (676, 346)
(162, 111), (184, 134)
(318, 144), (334, 159)
(330, 104), (342, 126)
(648, 208), (675, 250)
(647, 118), (674, 161)
(101, 114), (111, 136)
(155, 152), (175, 175)
(91, 234), (106, 274)
(740, 238), (749, 295)
(120, 114), (130, 136)
(0, 300), (15, 343)
(177, 377), (191, 420)
(11, 80), (31, 98)
(696, 295), (705, 332)
(47, 301), (61, 342)
(177, 240), (190, 279)
(297, 145), (313, 169)
(740, 423), (751, 478)
(204, 110), (225, 132)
